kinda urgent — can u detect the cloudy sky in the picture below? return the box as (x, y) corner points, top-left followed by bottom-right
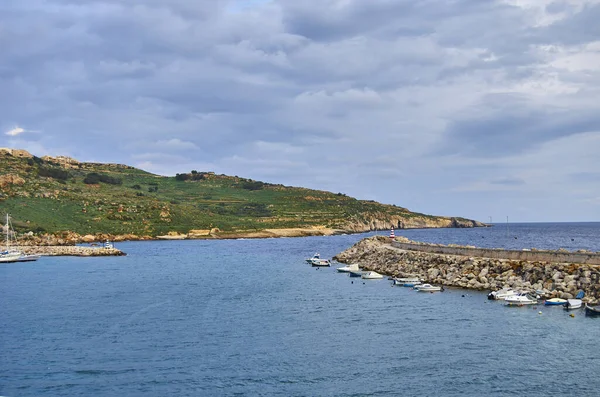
(2, 0), (599, 222)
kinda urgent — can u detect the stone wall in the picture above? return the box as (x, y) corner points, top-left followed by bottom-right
(391, 241), (600, 265)
(334, 236), (600, 304)
(20, 245), (126, 256)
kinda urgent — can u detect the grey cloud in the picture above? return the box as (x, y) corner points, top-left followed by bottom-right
(490, 177), (526, 186)
(1, 0), (599, 221)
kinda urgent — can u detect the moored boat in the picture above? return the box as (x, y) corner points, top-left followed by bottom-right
(415, 284), (442, 292)
(585, 305), (600, 317)
(395, 277), (421, 284)
(564, 299), (582, 310)
(337, 263), (360, 273)
(488, 288), (519, 300)
(305, 253), (321, 264)
(544, 298), (567, 306)
(310, 258), (331, 267)
(1, 214), (39, 263)
(505, 292), (537, 306)
(362, 271), (384, 279)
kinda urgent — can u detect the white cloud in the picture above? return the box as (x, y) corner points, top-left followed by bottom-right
(5, 126), (25, 136)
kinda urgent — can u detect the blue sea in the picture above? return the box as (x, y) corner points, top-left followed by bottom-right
(1, 223), (600, 396)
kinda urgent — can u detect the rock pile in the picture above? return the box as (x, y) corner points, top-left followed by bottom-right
(20, 245), (126, 257)
(334, 236), (600, 304)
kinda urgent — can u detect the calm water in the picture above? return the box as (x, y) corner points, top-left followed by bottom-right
(1, 223), (599, 396)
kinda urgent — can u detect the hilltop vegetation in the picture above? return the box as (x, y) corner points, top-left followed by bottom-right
(0, 149), (483, 238)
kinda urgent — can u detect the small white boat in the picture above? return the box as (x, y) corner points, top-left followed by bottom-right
(362, 271), (384, 279)
(337, 263), (360, 273)
(310, 258), (331, 267)
(488, 288), (519, 300)
(564, 299), (582, 310)
(395, 277), (421, 284)
(544, 298), (567, 306)
(104, 241), (114, 249)
(505, 293), (537, 306)
(305, 253), (321, 264)
(415, 284), (442, 292)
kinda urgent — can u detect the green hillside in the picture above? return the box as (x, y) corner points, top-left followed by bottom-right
(0, 150), (481, 237)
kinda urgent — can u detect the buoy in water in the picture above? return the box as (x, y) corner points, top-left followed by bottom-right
(570, 313), (575, 318)
(538, 311), (542, 314)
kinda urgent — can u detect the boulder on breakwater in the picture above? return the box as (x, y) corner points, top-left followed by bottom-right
(334, 236), (600, 304)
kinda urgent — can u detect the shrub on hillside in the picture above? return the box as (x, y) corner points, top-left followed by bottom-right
(240, 181), (264, 190)
(38, 166), (70, 181)
(83, 172), (122, 185)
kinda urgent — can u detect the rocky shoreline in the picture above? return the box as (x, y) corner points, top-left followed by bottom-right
(334, 236), (600, 304)
(17, 223), (488, 246)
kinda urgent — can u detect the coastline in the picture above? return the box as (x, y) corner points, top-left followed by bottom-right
(334, 236), (600, 304)
(18, 224), (488, 247)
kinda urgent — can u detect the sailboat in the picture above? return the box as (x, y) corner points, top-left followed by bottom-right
(0, 214), (40, 263)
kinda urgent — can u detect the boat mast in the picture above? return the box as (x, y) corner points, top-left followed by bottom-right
(5, 213), (9, 252)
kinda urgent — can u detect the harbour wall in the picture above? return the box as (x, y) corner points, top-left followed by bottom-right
(334, 236), (600, 303)
(20, 246), (126, 257)
(391, 241), (600, 265)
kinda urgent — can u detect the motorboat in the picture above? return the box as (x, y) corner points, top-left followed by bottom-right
(310, 258), (331, 267)
(305, 253), (321, 264)
(362, 271), (384, 279)
(505, 293), (538, 306)
(337, 263), (360, 273)
(544, 298), (567, 306)
(395, 277), (421, 283)
(392, 278), (421, 287)
(488, 288), (519, 300)
(585, 304), (600, 317)
(564, 299), (582, 310)
(415, 284), (442, 292)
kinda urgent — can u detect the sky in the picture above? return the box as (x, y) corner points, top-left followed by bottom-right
(1, 0), (599, 223)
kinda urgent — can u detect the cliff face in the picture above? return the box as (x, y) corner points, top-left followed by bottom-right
(340, 215), (485, 232)
(335, 236), (600, 304)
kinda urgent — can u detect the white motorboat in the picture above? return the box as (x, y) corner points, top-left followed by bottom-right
(393, 278), (421, 287)
(415, 284), (442, 292)
(310, 258), (331, 267)
(564, 299), (582, 310)
(337, 263), (360, 272)
(488, 288), (519, 300)
(395, 277), (421, 284)
(305, 253), (321, 264)
(362, 271), (384, 279)
(505, 293), (538, 306)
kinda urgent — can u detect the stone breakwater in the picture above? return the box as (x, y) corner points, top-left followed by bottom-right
(20, 246), (126, 257)
(334, 236), (600, 304)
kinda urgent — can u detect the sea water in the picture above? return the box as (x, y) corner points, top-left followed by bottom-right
(1, 223), (599, 396)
